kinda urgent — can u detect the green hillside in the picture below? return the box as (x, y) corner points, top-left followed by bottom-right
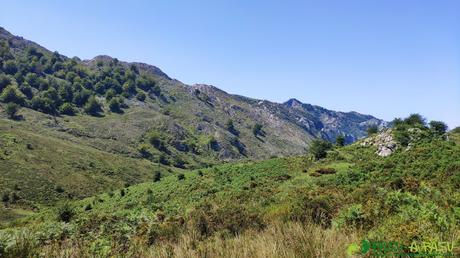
(1, 120), (459, 257)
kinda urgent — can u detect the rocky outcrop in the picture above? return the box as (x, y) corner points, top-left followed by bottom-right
(360, 129), (397, 157)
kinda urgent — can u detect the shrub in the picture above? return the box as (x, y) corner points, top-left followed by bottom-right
(429, 120), (447, 135)
(226, 119), (239, 136)
(59, 102), (76, 115)
(84, 96), (102, 115)
(57, 203), (75, 222)
(136, 91), (146, 101)
(336, 135), (345, 146)
(335, 204), (366, 229)
(0, 85), (25, 105)
(153, 171), (162, 182)
(189, 203), (265, 238)
(137, 144), (151, 158)
(55, 185), (65, 193)
(252, 123), (265, 137)
(5, 102), (19, 119)
(404, 113), (426, 126)
(366, 125), (379, 135)
(309, 139), (332, 160)
(108, 97), (121, 113)
(289, 195), (335, 228)
(315, 167), (337, 175)
(2, 192), (10, 202)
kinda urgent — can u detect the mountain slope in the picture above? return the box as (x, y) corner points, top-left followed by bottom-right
(0, 26), (385, 162)
(0, 26), (384, 208)
(1, 122), (458, 257)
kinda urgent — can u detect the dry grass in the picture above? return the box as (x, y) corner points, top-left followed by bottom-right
(37, 222), (360, 258)
(141, 222), (360, 258)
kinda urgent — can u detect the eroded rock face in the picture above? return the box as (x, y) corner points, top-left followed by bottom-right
(361, 129), (397, 157)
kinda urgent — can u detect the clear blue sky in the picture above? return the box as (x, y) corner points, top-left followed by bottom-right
(1, 0), (459, 127)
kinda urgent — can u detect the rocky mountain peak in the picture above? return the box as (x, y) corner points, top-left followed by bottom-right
(283, 98), (304, 108)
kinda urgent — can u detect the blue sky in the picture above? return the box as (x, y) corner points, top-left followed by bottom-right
(1, 0), (459, 127)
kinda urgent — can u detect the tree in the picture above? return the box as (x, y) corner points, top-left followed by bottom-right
(3, 60), (18, 74)
(84, 96), (102, 115)
(404, 113), (426, 126)
(105, 88), (116, 101)
(309, 139), (333, 160)
(226, 119), (239, 136)
(136, 91), (146, 101)
(336, 135), (345, 146)
(31, 95), (56, 114)
(0, 85), (25, 105)
(5, 103), (19, 119)
(122, 80), (137, 96)
(429, 121), (447, 135)
(19, 82), (33, 99)
(73, 89), (92, 107)
(252, 123), (264, 137)
(366, 125), (379, 135)
(0, 74), (13, 92)
(59, 102), (76, 116)
(108, 97), (122, 113)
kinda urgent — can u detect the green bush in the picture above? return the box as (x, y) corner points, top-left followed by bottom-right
(335, 204), (366, 229)
(336, 135), (345, 146)
(153, 171), (162, 182)
(309, 139), (332, 160)
(0, 85), (25, 105)
(57, 203), (75, 223)
(289, 195), (335, 227)
(429, 120), (447, 135)
(108, 97), (122, 113)
(59, 102), (76, 115)
(366, 125), (379, 135)
(84, 96), (102, 115)
(5, 102), (19, 119)
(136, 91), (146, 101)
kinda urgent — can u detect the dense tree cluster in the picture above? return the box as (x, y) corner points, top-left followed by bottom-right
(0, 40), (159, 116)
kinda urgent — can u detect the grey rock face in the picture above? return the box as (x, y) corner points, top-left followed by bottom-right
(361, 129), (397, 156)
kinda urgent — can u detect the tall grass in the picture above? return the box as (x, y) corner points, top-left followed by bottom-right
(35, 222), (360, 257)
(133, 222), (358, 258)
